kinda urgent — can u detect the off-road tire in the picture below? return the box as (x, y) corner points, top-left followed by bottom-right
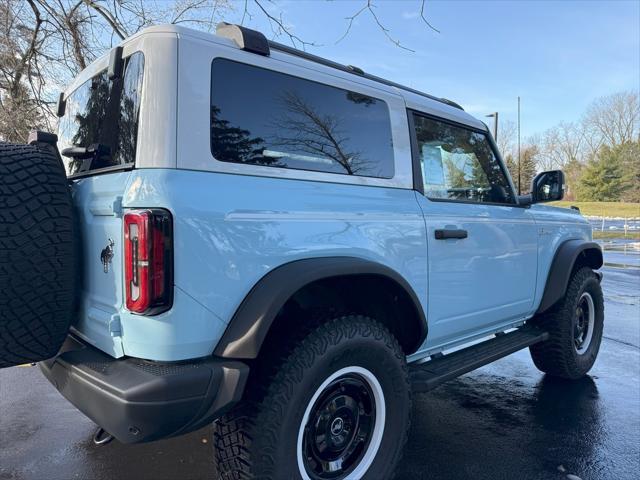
(0, 143), (75, 368)
(214, 315), (411, 479)
(529, 267), (604, 379)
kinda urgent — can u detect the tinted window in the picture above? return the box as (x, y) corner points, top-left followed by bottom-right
(413, 114), (514, 204)
(58, 52), (144, 176)
(210, 59), (394, 178)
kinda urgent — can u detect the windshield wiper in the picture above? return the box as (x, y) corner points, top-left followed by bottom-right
(61, 143), (110, 159)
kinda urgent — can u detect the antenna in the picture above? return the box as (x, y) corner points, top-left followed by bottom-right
(517, 96), (521, 195)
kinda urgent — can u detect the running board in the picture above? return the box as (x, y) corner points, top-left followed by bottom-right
(410, 325), (549, 393)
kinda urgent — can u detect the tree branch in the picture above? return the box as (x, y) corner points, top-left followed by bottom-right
(337, 0), (420, 52)
(82, 0), (126, 39)
(252, 0), (317, 49)
(11, 0), (42, 97)
(419, 0), (440, 34)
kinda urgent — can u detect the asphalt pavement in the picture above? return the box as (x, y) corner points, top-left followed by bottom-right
(1, 247), (639, 480)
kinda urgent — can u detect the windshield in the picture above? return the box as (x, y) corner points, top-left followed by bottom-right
(58, 51), (144, 177)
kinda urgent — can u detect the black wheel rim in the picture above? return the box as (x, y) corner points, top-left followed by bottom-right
(302, 373), (376, 479)
(574, 292), (595, 354)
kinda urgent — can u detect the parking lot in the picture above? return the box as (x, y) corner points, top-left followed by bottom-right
(1, 245), (638, 480)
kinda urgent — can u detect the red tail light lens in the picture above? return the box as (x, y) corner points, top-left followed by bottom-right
(124, 209), (173, 315)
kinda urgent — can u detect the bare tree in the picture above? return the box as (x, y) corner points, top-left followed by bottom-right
(0, 0), (49, 140)
(582, 90), (639, 149)
(556, 122), (585, 166)
(538, 121), (584, 171)
(496, 119), (517, 159)
(536, 128), (559, 171)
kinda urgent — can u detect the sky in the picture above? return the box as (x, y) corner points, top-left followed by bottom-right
(224, 0), (640, 138)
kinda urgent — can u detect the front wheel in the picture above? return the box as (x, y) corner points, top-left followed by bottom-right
(214, 316), (411, 479)
(530, 267), (604, 379)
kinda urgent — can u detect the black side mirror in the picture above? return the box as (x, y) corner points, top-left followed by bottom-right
(531, 170), (565, 203)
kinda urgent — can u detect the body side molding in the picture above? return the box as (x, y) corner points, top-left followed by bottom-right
(214, 257), (427, 359)
(537, 240), (603, 313)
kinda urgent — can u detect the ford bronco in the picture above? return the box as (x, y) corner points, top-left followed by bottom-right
(0, 23), (604, 480)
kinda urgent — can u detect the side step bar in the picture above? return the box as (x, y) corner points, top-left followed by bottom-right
(410, 325), (549, 393)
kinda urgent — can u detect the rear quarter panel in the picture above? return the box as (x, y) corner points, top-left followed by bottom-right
(122, 169), (427, 360)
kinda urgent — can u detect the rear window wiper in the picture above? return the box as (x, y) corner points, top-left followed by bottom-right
(61, 143), (110, 159)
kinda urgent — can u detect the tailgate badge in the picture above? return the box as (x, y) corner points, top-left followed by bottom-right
(100, 239), (115, 273)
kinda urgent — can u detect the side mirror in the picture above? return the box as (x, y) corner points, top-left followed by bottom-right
(531, 170), (565, 203)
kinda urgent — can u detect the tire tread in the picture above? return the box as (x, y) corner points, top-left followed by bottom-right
(529, 267), (604, 379)
(0, 143), (75, 368)
(214, 316), (410, 480)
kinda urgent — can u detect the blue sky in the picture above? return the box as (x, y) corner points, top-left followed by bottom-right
(227, 0), (640, 138)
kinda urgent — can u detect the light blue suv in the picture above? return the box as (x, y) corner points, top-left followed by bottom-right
(0, 23), (604, 480)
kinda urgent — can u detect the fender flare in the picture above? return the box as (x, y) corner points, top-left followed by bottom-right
(214, 257), (428, 359)
(537, 240), (603, 313)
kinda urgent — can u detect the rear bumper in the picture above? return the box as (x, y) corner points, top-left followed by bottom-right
(40, 335), (248, 444)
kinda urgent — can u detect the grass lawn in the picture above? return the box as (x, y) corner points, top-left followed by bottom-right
(551, 201), (640, 218)
(592, 230), (640, 240)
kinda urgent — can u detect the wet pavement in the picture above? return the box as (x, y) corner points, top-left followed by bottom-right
(1, 248), (639, 480)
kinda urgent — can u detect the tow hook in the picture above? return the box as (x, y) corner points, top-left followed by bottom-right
(93, 426), (114, 446)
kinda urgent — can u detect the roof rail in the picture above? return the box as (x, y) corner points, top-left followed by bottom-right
(215, 22), (463, 111)
(269, 41), (464, 111)
(216, 22), (270, 56)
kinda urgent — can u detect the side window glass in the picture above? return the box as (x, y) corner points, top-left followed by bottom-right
(116, 52), (145, 166)
(210, 58), (395, 179)
(412, 114), (514, 204)
(58, 52), (144, 176)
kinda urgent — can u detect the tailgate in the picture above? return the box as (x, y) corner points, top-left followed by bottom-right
(71, 172), (132, 357)
(57, 49), (146, 357)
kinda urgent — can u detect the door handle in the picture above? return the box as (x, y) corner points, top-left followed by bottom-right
(434, 229), (468, 240)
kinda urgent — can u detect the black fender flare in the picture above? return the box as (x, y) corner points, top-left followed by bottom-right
(214, 256), (428, 359)
(537, 240), (603, 313)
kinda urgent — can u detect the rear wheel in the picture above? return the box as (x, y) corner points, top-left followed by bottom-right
(0, 143), (75, 368)
(298, 365), (386, 479)
(214, 315), (411, 479)
(529, 267), (604, 379)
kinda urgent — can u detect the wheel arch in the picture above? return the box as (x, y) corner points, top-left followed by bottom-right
(214, 257), (428, 359)
(537, 239), (603, 314)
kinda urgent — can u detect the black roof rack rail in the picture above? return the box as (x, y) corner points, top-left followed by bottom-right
(217, 22), (270, 56)
(269, 40), (464, 111)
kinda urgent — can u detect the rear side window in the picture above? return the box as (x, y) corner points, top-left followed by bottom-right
(58, 52), (145, 176)
(210, 58), (395, 178)
(412, 113), (515, 204)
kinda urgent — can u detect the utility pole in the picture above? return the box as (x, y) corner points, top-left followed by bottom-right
(517, 96), (521, 195)
(485, 112), (498, 142)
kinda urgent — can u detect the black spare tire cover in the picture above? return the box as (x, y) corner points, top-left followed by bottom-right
(0, 143), (75, 368)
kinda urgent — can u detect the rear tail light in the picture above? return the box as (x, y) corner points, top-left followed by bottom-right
(124, 209), (173, 315)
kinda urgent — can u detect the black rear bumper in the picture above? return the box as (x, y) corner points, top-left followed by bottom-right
(40, 335), (248, 444)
